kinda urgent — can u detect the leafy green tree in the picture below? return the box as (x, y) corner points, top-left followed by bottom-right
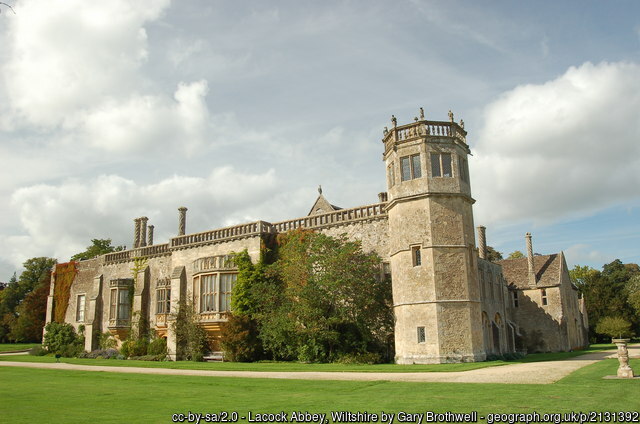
(626, 274), (640, 315)
(9, 277), (50, 342)
(0, 257), (56, 342)
(70, 238), (124, 261)
(485, 246), (503, 262)
(43, 321), (84, 356)
(569, 264), (599, 294)
(595, 316), (634, 340)
(507, 250), (525, 259)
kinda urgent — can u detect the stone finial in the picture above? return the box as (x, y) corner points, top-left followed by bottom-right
(391, 115), (397, 127)
(148, 225), (154, 246)
(378, 192), (388, 202)
(477, 226), (487, 260)
(383, 126), (388, 135)
(448, 110), (454, 123)
(460, 119), (465, 129)
(318, 185), (323, 195)
(133, 218), (141, 249)
(526, 232), (536, 287)
(139, 217), (148, 247)
(178, 207), (188, 236)
(419, 107), (425, 120)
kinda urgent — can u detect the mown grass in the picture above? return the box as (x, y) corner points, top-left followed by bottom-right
(0, 344), (616, 373)
(0, 358), (637, 424)
(0, 343), (39, 352)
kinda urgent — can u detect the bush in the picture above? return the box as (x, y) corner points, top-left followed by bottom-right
(220, 314), (262, 362)
(43, 322), (84, 357)
(147, 338), (167, 356)
(28, 345), (47, 356)
(336, 352), (382, 364)
(99, 332), (117, 350)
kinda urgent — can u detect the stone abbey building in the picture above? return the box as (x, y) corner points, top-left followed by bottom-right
(45, 110), (589, 363)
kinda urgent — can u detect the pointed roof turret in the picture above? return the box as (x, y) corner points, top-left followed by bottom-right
(307, 185), (342, 216)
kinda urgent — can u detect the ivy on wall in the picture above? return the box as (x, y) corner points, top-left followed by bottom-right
(53, 262), (78, 323)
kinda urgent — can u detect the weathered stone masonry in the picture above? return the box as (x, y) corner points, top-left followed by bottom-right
(45, 110), (588, 363)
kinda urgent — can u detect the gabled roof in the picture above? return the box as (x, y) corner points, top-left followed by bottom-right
(307, 187), (342, 216)
(498, 254), (562, 289)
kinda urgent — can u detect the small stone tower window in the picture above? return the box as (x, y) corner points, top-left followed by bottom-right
(458, 157), (469, 183)
(430, 153), (453, 177)
(512, 291), (519, 308)
(412, 246), (422, 266)
(541, 289), (548, 306)
(417, 326), (426, 343)
(400, 154), (422, 181)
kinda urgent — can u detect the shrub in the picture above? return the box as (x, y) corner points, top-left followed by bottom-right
(220, 314), (262, 362)
(99, 332), (117, 350)
(336, 352), (382, 364)
(147, 337), (167, 356)
(43, 322), (84, 356)
(28, 345), (47, 356)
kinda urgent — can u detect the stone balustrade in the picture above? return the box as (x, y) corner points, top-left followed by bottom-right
(384, 120), (467, 155)
(104, 250), (132, 263)
(272, 202), (387, 232)
(170, 220), (275, 249)
(136, 243), (170, 258)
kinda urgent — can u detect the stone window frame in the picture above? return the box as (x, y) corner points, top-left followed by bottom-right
(417, 326), (426, 343)
(411, 245), (422, 267)
(512, 290), (519, 308)
(194, 272), (238, 314)
(458, 156), (469, 183)
(430, 152), (453, 178)
(400, 154), (422, 182)
(155, 279), (171, 315)
(76, 294), (86, 322)
(108, 279), (132, 327)
(541, 289), (548, 306)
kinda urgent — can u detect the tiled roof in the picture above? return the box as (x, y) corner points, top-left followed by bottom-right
(498, 254), (562, 289)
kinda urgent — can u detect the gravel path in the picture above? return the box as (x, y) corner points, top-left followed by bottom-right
(1, 347), (637, 384)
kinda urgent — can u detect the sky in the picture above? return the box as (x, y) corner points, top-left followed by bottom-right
(0, 0), (639, 279)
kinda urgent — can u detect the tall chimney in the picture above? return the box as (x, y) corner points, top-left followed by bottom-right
(477, 226), (487, 260)
(133, 218), (141, 248)
(140, 217), (148, 247)
(147, 225), (154, 246)
(526, 232), (536, 288)
(178, 207), (188, 236)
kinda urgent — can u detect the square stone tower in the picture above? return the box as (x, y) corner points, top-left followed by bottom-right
(383, 109), (485, 363)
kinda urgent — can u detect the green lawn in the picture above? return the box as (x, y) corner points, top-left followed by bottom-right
(0, 358), (637, 424)
(0, 343), (39, 352)
(0, 344), (616, 373)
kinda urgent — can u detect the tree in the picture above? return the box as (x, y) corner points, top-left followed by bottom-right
(260, 229), (394, 362)
(595, 316), (634, 340)
(485, 246), (503, 262)
(507, 250), (524, 259)
(9, 275), (50, 342)
(0, 257), (56, 342)
(70, 238), (124, 261)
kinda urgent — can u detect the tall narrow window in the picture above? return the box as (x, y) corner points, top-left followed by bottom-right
(219, 274), (237, 312)
(512, 291), (519, 308)
(400, 156), (411, 181)
(387, 163), (395, 188)
(417, 326), (426, 343)
(200, 274), (217, 312)
(400, 154), (421, 181)
(459, 157), (469, 183)
(156, 284), (171, 314)
(541, 289), (548, 306)
(76, 294), (85, 322)
(412, 246), (422, 267)
(411, 154), (422, 178)
(431, 153), (453, 178)
(117, 289), (130, 320)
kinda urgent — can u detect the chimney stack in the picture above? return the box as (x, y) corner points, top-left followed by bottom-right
(477, 226), (487, 260)
(148, 225), (154, 246)
(133, 218), (141, 248)
(526, 232), (536, 288)
(178, 207), (188, 236)
(139, 217), (148, 247)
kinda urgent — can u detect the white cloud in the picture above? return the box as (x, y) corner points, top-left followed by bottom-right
(7, 167), (278, 268)
(472, 61), (640, 226)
